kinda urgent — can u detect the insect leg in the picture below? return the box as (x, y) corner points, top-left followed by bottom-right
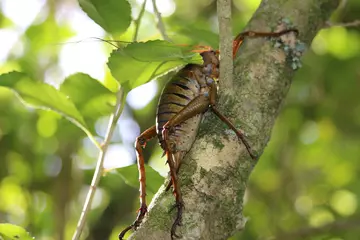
(233, 28), (299, 58)
(161, 94), (210, 143)
(212, 107), (256, 160)
(160, 94), (211, 237)
(208, 82), (257, 160)
(119, 125), (157, 240)
(165, 151), (185, 239)
(165, 152), (186, 191)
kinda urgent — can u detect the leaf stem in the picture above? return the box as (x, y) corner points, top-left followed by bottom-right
(217, 0), (233, 90)
(276, 215), (360, 240)
(325, 19), (360, 28)
(72, 88), (126, 240)
(83, 128), (102, 150)
(133, 0), (148, 42)
(151, 0), (171, 41)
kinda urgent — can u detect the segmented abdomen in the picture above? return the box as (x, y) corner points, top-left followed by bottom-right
(156, 65), (203, 152)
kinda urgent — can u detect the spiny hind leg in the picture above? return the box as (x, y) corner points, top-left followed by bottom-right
(165, 151), (185, 239)
(118, 126), (157, 240)
(160, 94), (210, 193)
(165, 152), (186, 191)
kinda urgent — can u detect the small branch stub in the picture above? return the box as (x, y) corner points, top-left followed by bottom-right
(217, 0), (233, 90)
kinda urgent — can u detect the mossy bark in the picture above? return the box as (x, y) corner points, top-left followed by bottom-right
(129, 0), (339, 239)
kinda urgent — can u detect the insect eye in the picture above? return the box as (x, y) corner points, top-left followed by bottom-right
(203, 64), (212, 74)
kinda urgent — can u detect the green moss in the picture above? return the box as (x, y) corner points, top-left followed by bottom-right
(199, 167), (207, 179)
(219, 93), (238, 115)
(180, 174), (193, 187)
(211, 193), (239, 234)
(212, 136), (225, 150)
(146, 193), (174, 231)
(197, 113), (224, 139)
(222, 213), (237, 233)
(197, 97), (232, 139)
(178, 156), (197, 188)
(197, 91), (255, 151)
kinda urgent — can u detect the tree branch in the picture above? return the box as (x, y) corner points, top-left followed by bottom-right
(128, 0), (339, 239)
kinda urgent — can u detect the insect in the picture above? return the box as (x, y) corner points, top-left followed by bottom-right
(119, 28), (298, 240)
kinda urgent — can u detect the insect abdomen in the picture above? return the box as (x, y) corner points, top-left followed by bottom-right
(156, 65), (203, 151)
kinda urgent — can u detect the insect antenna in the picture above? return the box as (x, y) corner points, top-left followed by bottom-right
(52, 37), (132, 48)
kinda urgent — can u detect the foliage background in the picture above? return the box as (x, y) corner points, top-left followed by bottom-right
(0, 0), (360, 239)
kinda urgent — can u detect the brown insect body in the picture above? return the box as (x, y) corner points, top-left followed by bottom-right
(156, 54), (218, 166)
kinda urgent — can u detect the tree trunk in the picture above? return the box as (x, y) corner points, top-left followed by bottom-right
(129, 0), (339, 239)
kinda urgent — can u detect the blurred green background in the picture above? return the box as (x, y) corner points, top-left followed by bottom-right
(1, 0), (360, 239)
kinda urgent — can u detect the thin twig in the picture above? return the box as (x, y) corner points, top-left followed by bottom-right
(217, 0), (233, 90)
(151, 0), (171, 41)
(323, 0), (360, 29)
(338, 0), (348, 12)
(275, 216), (360, 240)
(133, 0), (148, 42)
(72, 88), (126, 240)
(325, 20), (360, 28)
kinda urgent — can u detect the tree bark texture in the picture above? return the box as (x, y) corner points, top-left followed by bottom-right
(129, 0), (339, 239)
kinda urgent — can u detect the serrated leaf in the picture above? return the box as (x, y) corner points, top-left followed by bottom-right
(0, 72), (87, 129)
(0, 224), (33, 240)
(60, 73), (116, 120)
(78, 0), (131, 36)
(108, 40), (202, 92)
(117, 164), (164, 194)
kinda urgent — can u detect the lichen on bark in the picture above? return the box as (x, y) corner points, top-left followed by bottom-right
(128, 0), (339, 239)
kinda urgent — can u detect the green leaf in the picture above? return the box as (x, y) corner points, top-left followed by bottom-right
(78, 0), (131, 36)
(0, 224), (33, 240)
(0, 72), (87, 127)
(108, 40), (202, 92)
(60, 73), (116, 120)
(117, 164), (164, 194)
(0, 72), (103, 149)
(25, 15), (75, 52)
